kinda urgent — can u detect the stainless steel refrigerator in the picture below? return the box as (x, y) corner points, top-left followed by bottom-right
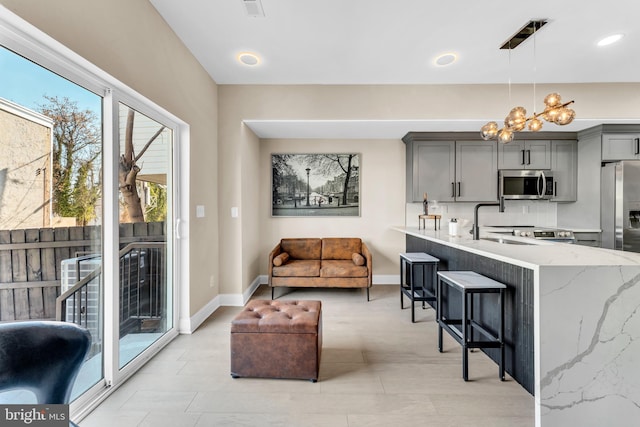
(601, 161), (640, 252)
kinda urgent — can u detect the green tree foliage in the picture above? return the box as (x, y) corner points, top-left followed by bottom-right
(71, 160), (100, 226)
(145, 182), (167, 222)
(39, 96), (101, 223)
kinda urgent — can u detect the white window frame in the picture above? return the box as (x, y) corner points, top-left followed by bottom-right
(0, 6), (190, 421)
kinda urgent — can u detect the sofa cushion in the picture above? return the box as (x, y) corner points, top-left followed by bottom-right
(321, 238), (362, 260)
(352, 253), (365, 266)
(320, 260), (368, 278)
(273, 260), (321, 277)
(281, 238), (322, 260)
(273, 252), (290, 266)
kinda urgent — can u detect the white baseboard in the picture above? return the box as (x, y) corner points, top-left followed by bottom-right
(182, 274), (399, 333)
(373, 274), (400, 285)
(179, 294), (221, 334)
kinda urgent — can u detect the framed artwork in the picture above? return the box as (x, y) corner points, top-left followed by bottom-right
(271, 153), (360, 217)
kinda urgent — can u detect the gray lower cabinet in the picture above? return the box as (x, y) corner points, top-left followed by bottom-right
(550, 139), (577, 201)
(498, 140), (551, 170)
(404, 134), (497, 203)
(602, 133), (640, 161)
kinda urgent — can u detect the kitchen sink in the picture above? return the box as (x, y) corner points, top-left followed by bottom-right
(480, 236), (537, 245)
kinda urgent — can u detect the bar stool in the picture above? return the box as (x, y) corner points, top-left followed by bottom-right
(399, 252), (439, 323)
(436, 271), (506, 381)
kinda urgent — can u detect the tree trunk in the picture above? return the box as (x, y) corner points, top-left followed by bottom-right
(119, 109), (145, 222)
(341, 155), (353, 205)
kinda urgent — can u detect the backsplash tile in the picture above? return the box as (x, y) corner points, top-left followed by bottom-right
(407, 201), (558, 230)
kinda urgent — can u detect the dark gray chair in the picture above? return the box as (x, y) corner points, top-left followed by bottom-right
(0, 321), (91, 426)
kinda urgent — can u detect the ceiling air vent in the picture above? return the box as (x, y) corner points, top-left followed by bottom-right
(242, 0), (265, 18)
(500, 19), (548, 50)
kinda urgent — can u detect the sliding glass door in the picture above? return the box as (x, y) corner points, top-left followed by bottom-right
(117, 102), (173, 368)
(0, 15), (183, 416)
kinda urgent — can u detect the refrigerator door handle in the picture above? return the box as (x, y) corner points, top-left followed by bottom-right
(635, 138), (639, 155)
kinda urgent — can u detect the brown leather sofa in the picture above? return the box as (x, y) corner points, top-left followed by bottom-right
(268, 237), (372, 300)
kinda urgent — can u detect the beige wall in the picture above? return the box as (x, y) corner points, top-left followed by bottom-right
(260, 138), (406, 277)
(0, 108), (51, 230)
(1, 0), (220, 317)
(219, 83), (640, 298)
(5, 1), (640, 315)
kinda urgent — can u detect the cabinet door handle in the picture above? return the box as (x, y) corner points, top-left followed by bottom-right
(527, 150), (531, 165)
(635, 138), (639, 155)
(457, 182), (461, 197)
(521, 149), (525, 165)
(451, 182), (455, 198)
(554, 182), (557, 196)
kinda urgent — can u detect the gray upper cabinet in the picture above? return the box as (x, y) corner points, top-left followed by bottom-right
(498, 140), (551, 169)
(411, 140), (455, 202)
(456, 140), (498, 202)
(602, 133), (640, 161)
(405, 135), (497, 203)
(550, 140), (577, 202)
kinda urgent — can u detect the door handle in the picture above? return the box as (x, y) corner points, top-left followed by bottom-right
(554, 182), (557, 197)
(527, 150), (531, 165)
(635, 138), (639, 155)
(539, 171), (547, 198)
(451, 182), (455, 198)
(457, 182), (461, 197)
(521, 150), (525, 165)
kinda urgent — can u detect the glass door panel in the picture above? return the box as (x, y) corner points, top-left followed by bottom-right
(0, 45), (104, 401)
(117, 102), (173, 368)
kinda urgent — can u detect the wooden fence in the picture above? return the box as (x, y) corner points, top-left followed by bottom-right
(0, 222), (165, 322)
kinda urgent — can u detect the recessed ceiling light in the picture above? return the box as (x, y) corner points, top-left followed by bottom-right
(238, 52), (261, 66)
(434, 53), (457, 67)
(597, 34), (624, 47)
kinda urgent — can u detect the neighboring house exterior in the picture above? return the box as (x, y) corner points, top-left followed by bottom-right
(0, 97), (53, 230)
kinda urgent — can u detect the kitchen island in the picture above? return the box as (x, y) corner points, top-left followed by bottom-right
(395, 226), (640, 427)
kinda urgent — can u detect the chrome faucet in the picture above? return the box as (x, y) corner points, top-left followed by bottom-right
(473, 197), (505, 240)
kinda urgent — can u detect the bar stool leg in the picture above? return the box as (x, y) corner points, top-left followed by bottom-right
(437, 278), (443, 353)
(499, 288), (505, 381)
(410, 263), (416, 323)
(400, 259), (404, 309)
(462, 290), (469, 381)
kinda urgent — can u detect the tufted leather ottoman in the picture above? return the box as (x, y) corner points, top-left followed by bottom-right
(230, 300), (322, 382)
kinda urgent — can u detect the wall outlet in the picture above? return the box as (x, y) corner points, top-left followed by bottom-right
(209, 275), (215, 288)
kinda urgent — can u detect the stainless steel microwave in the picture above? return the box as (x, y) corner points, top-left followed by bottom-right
(499, 170), (554, 200)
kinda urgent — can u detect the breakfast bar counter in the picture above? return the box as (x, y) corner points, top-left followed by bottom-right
(394, 226), (640, 427)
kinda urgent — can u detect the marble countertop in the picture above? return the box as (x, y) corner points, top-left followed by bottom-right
(394, 226), (640, 269)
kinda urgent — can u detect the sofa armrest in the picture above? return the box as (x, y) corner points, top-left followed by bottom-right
(268, 243), (282, 286)
(361, 242), (373, 287)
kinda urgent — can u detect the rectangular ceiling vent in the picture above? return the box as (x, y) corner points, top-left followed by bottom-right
(242, 0), (265, 18)
(500, 19), (548, 50)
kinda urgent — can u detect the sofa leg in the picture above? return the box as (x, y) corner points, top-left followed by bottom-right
(367, 287), (370, 301)
(271, 286), (275, 300)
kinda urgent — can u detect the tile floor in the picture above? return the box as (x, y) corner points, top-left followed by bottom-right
(81, 285), (534, 427)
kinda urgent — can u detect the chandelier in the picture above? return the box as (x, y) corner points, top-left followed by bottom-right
(480, 93), (575, 143)
(480, 20), (576, 144)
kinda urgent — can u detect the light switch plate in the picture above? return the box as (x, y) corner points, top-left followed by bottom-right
(231, 207), (239, 218)
(196, 205), (205, 217)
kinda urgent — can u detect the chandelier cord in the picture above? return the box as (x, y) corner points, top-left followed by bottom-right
(508, 40), (512, 107)
(532, 24), (537, 116)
